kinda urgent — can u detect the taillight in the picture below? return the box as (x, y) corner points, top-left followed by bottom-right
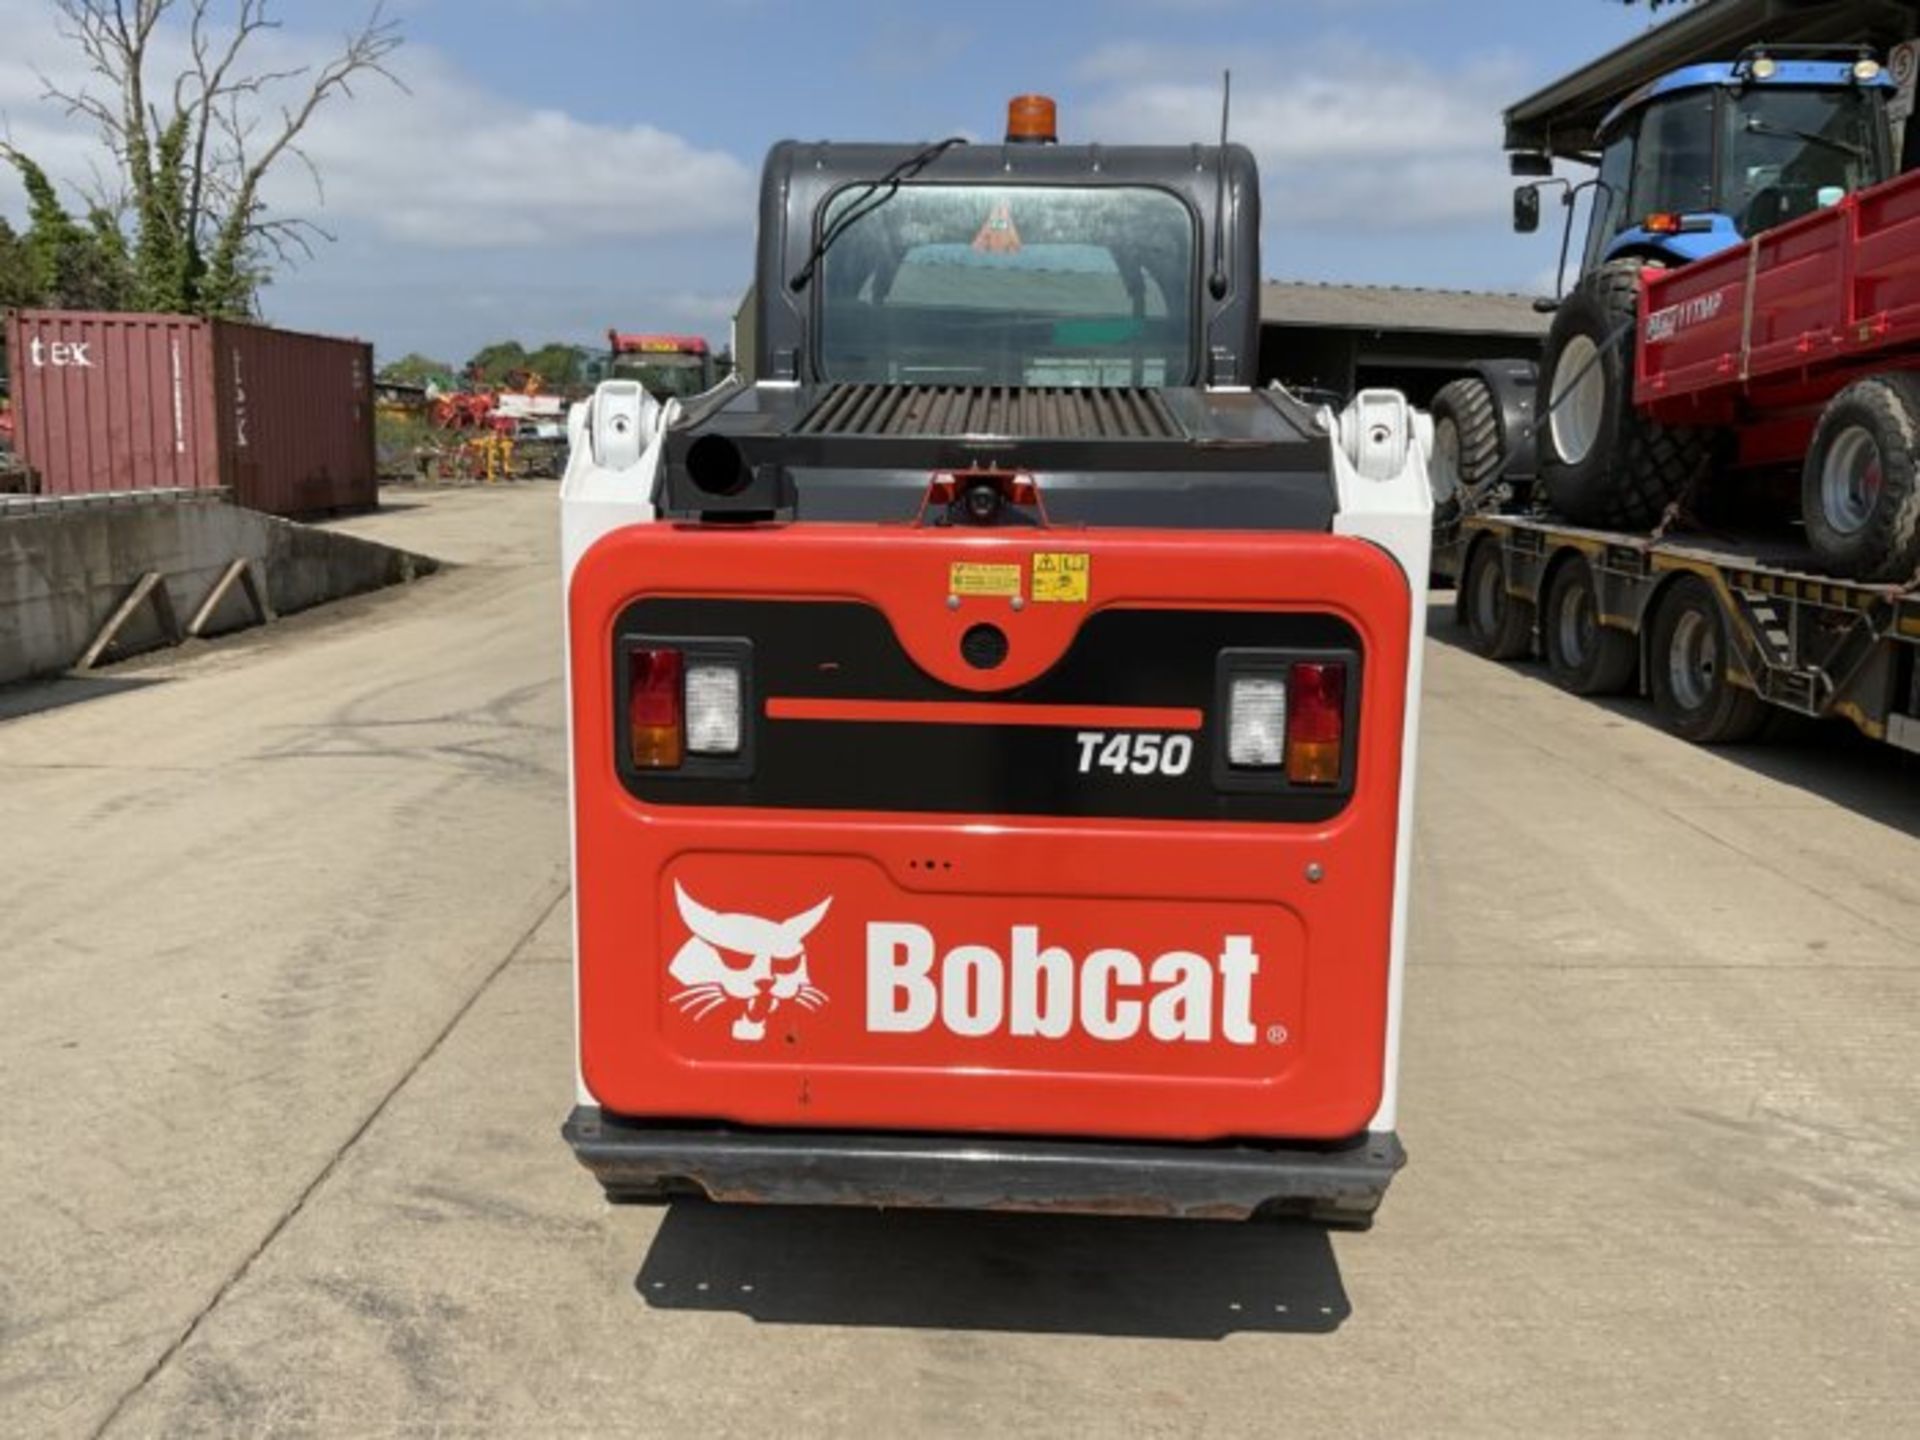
(1218, 652), (1351, 791)
(1285, 661), (1346, 786)
(628, 648), (684, 768)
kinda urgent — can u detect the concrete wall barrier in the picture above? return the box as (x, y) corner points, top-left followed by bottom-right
(0, 491), (437, 685)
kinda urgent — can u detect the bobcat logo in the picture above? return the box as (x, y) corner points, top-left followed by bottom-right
(668, 883), (832, 1042)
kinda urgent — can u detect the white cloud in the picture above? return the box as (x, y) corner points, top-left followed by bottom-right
(284, 47), (752, 248)
(0, 1), (752, 250)
(1076, 38), (1525, 231)
(0, 2), (126, 208)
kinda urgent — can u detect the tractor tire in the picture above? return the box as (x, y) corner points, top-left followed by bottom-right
(1539, 259), (1711, 531)
(1429, 376), (1505, 523)
(1461, 537), (1533, 661)
(1543, 556), (1637, 695)
(1801, 373), (1920, 582)
(1647, 576), (1767, 744)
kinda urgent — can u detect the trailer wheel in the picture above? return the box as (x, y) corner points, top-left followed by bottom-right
(1543, 557), (1636, 695)
(1802, 374), (1920, 582)
(1648, 576), (1766, 744)
(1462, 538), (1533, 661)
(1429, 376), (1505, 522)
(1539, 260), (1710, 530)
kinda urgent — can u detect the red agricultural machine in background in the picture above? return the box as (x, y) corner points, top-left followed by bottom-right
(430, 389), (501, 431)
(605, 332), (717, 403)
(430, 368), (551, 433)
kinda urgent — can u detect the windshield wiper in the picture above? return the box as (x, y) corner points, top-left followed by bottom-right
(787, 135), (969, 294)
(1743, 114), (1867, 161)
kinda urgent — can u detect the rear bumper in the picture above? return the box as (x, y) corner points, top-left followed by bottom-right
(563, 1106), (1405, 1224)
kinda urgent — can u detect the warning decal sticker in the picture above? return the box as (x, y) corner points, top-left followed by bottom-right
(949, 561), (1023, 598)
(1031, 552), (1091, 603)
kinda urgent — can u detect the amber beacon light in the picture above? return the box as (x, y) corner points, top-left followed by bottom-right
(1005, 94), (1058, 144)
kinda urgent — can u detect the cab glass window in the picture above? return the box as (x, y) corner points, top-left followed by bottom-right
(1627, 92), (1717, 219)
(1723, 87), (1884, 234)
(817, 184), (1196, 387)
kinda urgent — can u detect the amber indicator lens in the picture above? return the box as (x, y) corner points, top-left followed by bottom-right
(1285, 661), (1346, 786)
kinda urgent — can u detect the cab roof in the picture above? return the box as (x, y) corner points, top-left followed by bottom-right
(1597, 58), (1894, 142)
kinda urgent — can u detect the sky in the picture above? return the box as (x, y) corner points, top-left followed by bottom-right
(0, 0), (1666, 367)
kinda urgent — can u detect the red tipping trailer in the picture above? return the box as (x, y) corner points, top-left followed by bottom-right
(1632, 167), (1920, 580)
(1637, 164), (1920, 438)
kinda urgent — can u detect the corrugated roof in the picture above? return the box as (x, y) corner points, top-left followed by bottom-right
(1260, 281), (1550, 337)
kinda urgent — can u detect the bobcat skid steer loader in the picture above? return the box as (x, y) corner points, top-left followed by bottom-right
(560, 96), (1431, 1226)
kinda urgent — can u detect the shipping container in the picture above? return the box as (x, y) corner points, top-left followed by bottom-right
(3, 309), (377, 517)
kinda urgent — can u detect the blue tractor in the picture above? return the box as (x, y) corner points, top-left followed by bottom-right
(1433, 49), (1897, 533)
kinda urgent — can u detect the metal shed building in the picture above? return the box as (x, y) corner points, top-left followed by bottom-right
(1257, 282), (1548, 407)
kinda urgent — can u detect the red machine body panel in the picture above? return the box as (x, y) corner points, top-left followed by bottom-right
(568, 522), (1412, 1144)
(1636, 167), (1920, 464)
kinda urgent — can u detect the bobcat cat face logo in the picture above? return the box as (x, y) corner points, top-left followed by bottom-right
(667, 883), (831, 1042)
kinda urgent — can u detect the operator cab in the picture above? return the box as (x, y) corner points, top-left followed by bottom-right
(1517, 50), (1894, 272)
(603, 333), (719, 403)
(654, 98), (1294, 529)
(750, 95), (1259, 390)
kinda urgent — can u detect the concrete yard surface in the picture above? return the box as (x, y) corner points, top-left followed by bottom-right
(2, 483), (1916, 1438)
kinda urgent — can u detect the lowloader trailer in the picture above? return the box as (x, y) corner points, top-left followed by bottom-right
(1450, 515), (1920, 751)
(558, 96), (1433, 1224)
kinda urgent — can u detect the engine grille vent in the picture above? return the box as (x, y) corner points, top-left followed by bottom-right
(795, 384), (1183, 441)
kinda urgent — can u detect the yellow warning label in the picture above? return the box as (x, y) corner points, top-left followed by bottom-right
(949, 561), (1022, 598)
(1031, 551), (1091, 603)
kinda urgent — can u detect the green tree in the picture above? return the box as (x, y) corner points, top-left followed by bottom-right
(132, 111), (194, 311)
(523, 342), (584, 388)
(0, 146), (132, 308)
(17, 0), (403, 317)
(378, 352), (456, 387)
(0, 218), (37, 310)
(466, 340), (529, 385)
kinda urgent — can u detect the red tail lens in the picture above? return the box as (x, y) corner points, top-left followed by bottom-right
(1286, 661), (1346, 786)
(628, 647), (684, 768)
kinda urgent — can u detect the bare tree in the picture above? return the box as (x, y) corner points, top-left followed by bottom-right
(31, 0), (402, 315)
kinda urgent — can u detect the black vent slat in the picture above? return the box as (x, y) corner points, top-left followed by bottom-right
(814, 383), (862, 433)
(798, 384), (1184, 441)
(1146, 389), (1177, 436)
(875, 385), (911, 436)
(847, 385), (888, 434)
